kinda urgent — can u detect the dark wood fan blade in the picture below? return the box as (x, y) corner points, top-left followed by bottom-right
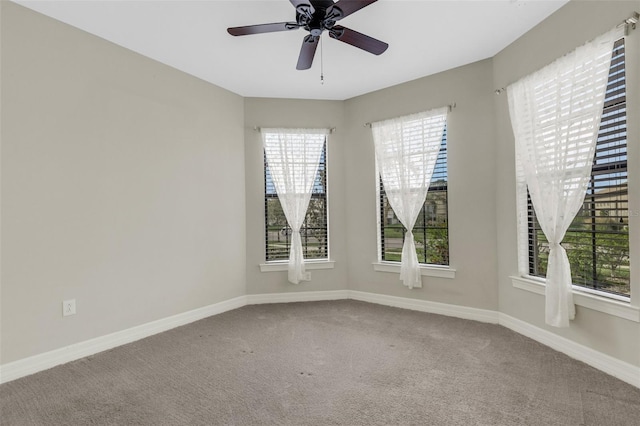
(329, 25), (388, 55)
(227, 23), (300, 36)
(296, 35), (319, 70)
(328, 0), (378, 20)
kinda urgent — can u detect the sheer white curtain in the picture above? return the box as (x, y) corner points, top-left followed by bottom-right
(262, 128), (328, 284)
(372, 107), (448, 289)
(508, 27), (623, 327)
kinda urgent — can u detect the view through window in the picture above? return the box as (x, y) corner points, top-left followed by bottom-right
(379, 126), (449, 265)
(264, 140), (328, 261)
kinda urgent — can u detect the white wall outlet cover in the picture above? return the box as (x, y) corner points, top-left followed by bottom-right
(62, 299), (76, 317)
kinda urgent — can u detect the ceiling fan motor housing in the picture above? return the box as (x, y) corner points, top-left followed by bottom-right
(298, 0), (340, 37)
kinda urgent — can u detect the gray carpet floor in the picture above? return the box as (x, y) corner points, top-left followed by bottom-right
(1, 300), (639, 425)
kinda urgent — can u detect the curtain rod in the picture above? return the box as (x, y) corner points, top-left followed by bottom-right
(253, 127), (336, 133)
(363, 103), (456, 128)
(495, 11), (638, 95)
(618, 11), (639, 35)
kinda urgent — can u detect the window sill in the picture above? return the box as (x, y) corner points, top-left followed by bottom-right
(510, 275), (639, 322)
(372, 262), (456, 279)
(259, 260), (335, 273)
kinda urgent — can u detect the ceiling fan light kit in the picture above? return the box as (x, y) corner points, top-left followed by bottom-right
(227, 0), (388, 70)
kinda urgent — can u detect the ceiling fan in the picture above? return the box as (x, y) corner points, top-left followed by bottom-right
(227, 0), (388, 70)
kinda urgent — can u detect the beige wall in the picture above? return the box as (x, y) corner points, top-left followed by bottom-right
(493, 0), (640, 366)
(343, 59), (499, 311)
(1, 2), (246, 363)
(244, 98), (348, 294)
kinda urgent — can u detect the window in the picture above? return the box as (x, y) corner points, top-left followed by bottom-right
(264, 140), (328, 261)
(524, 39), (629, 298)
(378, 126), (449, 265)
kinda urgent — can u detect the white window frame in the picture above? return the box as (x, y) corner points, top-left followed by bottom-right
(373, 124), (455, 279)
(512, 38), (638, 322)
(261, 135), (332, 271)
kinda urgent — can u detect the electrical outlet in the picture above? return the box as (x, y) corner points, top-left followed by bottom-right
(304, 272), (311, 281)
(62, 299), (76, 317)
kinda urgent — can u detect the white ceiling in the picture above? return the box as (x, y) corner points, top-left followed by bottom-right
(15, 0), (568, 100)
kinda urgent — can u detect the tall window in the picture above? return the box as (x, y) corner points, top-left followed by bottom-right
(378, 126), (449, 265)
(525, 39), (629, 298)
(264, 140), (328, 261)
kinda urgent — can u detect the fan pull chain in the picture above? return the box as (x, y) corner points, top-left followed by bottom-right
(320, 35), (324, 85)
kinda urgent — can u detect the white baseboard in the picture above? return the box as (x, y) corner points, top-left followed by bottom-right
(0, 295), (247, 384)
(348, 290), (500, 324)
(499, 313), (640, 389)
(2, 290), (638, 390)
(246, 290), (349, 305)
